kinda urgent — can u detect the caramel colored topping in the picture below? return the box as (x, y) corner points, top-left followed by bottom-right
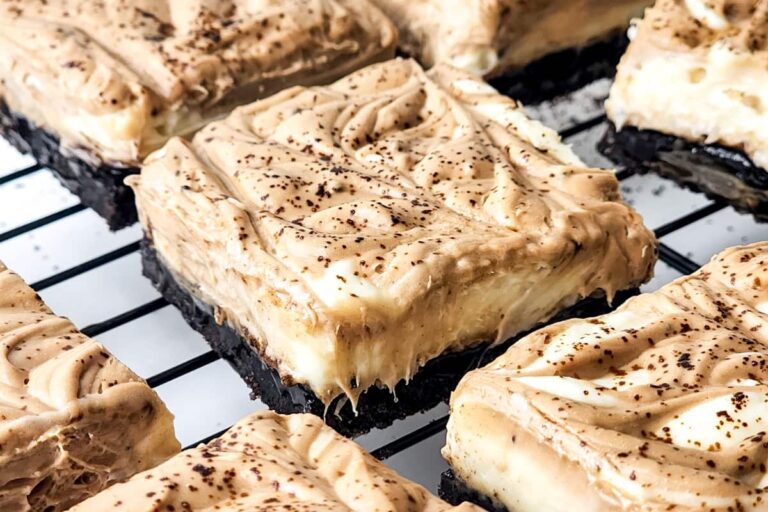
(371, 0), (650, 76)
(634, 0), (768, 52)
(130, 58), (655, 406)
(0, 261), (179, 511)
(445, 242), (768, 511)
(0, 0), (396, 164)
(72, 411), (481, 511)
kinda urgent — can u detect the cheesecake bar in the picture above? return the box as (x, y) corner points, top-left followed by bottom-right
(0, 261), (179, 511)
(371, 0), (650, 102)
(603, 0), (768, 220)
(442, 242), (768, 512)
(0, 0), (396, 229)
(71, 411), (481, 511)
(130, 58), (657, 436)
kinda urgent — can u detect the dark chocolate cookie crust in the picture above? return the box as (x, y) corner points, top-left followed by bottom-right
(599, 124), (768, 222)
(488, 32), (628, 105)
(0, 102), (138, 230)
(141, 237), (637, 438)
(439, 470), (509, 512)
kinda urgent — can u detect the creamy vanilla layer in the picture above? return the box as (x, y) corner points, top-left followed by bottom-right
(371, 0), (650, 76)
(130, 59), (656, 406)
(444, 242), (768, 512)
(72, 411), (480, 511)
(0, 0), (395, 166)
(607, 0), (768, 169)
(0, 261), (179, 511)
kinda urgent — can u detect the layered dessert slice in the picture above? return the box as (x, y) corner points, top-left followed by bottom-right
(0, 0), (396, 229)
(0, 261), (179, 511)
(130, 58), (657, 436)
(371, 0), (651, 102)
(442, 242), (768, 512)
(603, 0), (768, 220)
(71, 411), (481, 511)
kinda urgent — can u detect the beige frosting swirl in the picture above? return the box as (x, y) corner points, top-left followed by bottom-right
(130, 59), (656, 406)
(0, 261), (179, 511)
(624, 0), (768, 52)
(71, 411), (480, 511)
(0, 0), (396, 165)
(370, 0), (650, 76)
(607, 0), (768, 169)
(444, 242), (768, 511)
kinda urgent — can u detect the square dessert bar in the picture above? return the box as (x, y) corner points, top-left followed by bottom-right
(0, 262), (179, 511)
(0, 0), (396, 229)
(442, 242), (768, 512)
(371, 0), (651, 102)
(71, 411), (482, 511)
(131, 58), (656, 436)
(603, 0), (768, 220)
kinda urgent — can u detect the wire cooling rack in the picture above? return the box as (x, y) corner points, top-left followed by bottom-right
(1, 78), (767, 493)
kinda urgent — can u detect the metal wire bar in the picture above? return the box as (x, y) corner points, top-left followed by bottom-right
(148, 350), (220, 388)
(81, 297), (168, 337)
(0, 163), (42, 186)
(658, 243), (700, 275)
(0, 204), (86, 243)
(372, 415), (450, 460)
(654, 201), (727, 238)
(32, 240), (141, 291)
(559, 114), (607, 139)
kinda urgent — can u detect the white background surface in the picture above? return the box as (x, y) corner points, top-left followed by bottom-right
(1, 78), (767, 494)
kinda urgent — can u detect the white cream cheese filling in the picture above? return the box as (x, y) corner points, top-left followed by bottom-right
(607, 2), (768, 170)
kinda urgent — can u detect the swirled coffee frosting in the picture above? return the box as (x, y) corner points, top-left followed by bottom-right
(0, 261), (179, 511)
(0, 0), (396, 165)
(607, 0), (768, 169)
(370, 0), (650, 76)
(71, 411), (481, 511)
(129, 58), (656, 406)
(444, 242), (768, 511)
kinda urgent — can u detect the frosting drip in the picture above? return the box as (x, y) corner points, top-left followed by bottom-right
(130, 58), (656, 405)
(0, 0), (396, 164)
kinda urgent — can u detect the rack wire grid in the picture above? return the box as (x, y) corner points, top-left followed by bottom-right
(1, 78), (767, 495)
